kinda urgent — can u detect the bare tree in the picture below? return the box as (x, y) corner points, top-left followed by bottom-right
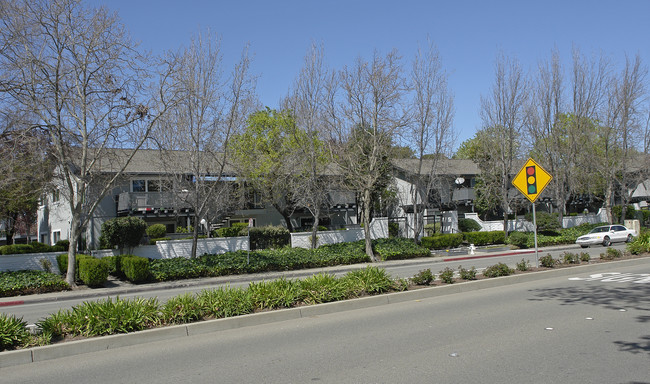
(283, 43), (334, 248)
(479, 53), (529, 236)
(154, 32), (256, 258)
(0, 0), (176, 285)
(403, 39), (455, 240)
(325, 50), (407, 261)
(606, 54), (647, 222)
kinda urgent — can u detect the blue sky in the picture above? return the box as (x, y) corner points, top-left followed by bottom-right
(91, 0), (650, 150)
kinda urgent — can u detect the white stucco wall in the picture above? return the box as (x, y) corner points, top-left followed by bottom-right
(290, 217), (389, 248)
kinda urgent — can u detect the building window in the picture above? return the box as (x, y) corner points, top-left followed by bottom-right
(132, 180), (146, 192)
(53, 230), (61, 244)
(52, 189), (60, 203)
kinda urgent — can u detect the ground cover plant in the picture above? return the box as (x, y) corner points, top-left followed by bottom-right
(0, 270), (70, 297)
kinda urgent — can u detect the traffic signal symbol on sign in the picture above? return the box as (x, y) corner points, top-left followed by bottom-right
(526, 166), (537, 194)
(512, 159), (552, 203)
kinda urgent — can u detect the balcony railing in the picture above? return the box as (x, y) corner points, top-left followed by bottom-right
(452, 187), (476, 202)
(117, 192), (189, 213)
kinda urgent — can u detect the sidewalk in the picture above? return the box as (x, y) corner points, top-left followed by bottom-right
(0, 243), (582, 307)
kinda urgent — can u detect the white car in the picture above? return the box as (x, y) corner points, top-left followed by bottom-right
(575, 225), (637, 248)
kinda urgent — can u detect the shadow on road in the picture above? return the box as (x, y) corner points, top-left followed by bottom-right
(528, 282), (650, 356)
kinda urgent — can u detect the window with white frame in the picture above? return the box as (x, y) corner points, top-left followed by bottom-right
(52, 230), (61, 244)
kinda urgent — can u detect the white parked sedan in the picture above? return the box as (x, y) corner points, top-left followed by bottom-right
(575, 225), (637, 248)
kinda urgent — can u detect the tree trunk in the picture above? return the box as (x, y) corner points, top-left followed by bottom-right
(362, 188), (378, 262)
(65, 217), (79, 287)
(273, 203), (294, 232)
(310, 212), (320, 250)
(191, 217), (199, 259)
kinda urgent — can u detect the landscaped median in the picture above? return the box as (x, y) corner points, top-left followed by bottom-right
(2, 253), (649, 368)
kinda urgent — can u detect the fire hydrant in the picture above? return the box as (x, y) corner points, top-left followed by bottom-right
(469, 244), (476, 255)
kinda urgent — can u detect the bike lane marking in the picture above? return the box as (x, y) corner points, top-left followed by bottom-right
(568, 272), (650, 284)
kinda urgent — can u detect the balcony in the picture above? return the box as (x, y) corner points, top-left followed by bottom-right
(452, 187), (476, 202)
(117, 192), (190, 214)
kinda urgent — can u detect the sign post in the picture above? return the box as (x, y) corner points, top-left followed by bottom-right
(512, 158), (553, 267)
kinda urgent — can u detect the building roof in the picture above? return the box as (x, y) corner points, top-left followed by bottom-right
(77, 148), (236, 175)
(391, 158), (480, 176)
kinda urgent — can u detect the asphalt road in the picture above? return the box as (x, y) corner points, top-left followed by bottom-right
(1, 243), (628, 325)
(2, 259), (648, 383)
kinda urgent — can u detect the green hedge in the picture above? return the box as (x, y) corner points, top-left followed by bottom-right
(214, 222), (248, 238)
(506, 223), (607, 248)
(78, 258), (109, 287)
(146, 224), (167, 239)
(249, 226), (290, 250)
(373, 238), (430, 260)
(463, 231), (505, 246)
(121, 256), (150, 283)
(420, 234), (464, 250)
(0, 241), (68, 255)
(56, 254), (93, 280)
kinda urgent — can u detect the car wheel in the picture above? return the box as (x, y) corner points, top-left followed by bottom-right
(627, 234), (633, 243)
(602, 236), (611, 247)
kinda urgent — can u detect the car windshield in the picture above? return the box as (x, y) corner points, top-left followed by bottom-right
(589, 227), (611, 234)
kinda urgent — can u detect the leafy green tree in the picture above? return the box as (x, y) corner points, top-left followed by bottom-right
(230, 108), (304, 232)
(100, 217), (147, 254)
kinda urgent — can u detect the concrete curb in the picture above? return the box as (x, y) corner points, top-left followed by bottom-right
(2, 256), (648, 368)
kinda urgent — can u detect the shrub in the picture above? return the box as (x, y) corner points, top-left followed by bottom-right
(420, 233), (463, 250)
(249, 277), (303, 309)
(121, 256), (150, 283)
(388, 221), (399, 237)
(458, 266), (477, 280)
(50, 297), (160, 337)
(299, 273), (348, 304)
(562, 252), (580, 264)
(161, 293), (204, 324)
(197, 286), (254, 318)
(439, 267), (455, 284)
(0, 313), (30, 351)
(539, 254), (557, 268)
(458, 218), (481, 232)
(215, 222), (248, 238)
(249, 225), (290, 250)
(525, 211), (561, 232)
(56, 253), (93, 280)
(410, 269), (434, 285)
(373, 237), (429, 261)
(507, 231), (532, 248)
(463, 231), (505, 246)
(78, 258), (109, 287)
(424, 223), (440, 237)
(100, 217), (147, 253)
(103, 255), (123, 277)
(601, 248), (623, 260)
(516, 258), (530, 271)
(54, 240), (70, 251)
(342, 266), (395, 296)
(483, 263), (514, 278)
(580, 252), (591, 262)
(146, 224), (167, 239)
(627, 232), (650, 255)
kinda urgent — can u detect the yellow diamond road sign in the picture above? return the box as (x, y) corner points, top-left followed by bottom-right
(512, 158), (552, 203)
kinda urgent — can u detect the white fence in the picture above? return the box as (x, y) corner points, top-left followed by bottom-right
(90, 236), (249, 259)
(464, 209), (610, 232)
(0, 252), (63, 274)
(290, 217), (389, 248)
